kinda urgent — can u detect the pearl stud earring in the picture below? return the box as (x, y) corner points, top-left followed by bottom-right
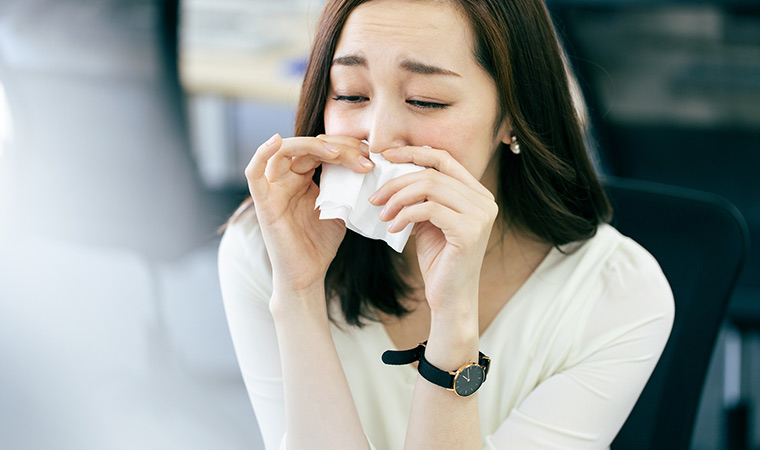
(510, 135), (521, 154)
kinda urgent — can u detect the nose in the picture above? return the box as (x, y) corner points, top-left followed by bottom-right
(362, 98), (410, 153)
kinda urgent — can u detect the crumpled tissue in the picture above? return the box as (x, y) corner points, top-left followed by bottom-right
(315, 151), (425, 252)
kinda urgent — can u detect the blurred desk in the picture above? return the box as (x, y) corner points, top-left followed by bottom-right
(179, 12), (313, 189)
(179, 8), (314, 103)
(180, 46), (306, 105)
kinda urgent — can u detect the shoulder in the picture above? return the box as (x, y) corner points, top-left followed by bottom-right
(568, 224), (675, 356)
(217, 206), (273, 302)
(590, 224), (673, 316)
(560, 224), (672, 296)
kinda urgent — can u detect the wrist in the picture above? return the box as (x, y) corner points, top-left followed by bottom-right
(426, 279), (480, 317)
(425, 313), (479, 371)
(427, 287), (479, 336)
(269, 281), (329, 323)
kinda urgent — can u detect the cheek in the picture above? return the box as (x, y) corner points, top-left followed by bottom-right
(323, 104), (357, 136)
(415, 116), (497, 178)
(409, 116), (466, 150)
(322, 104), (339, 135)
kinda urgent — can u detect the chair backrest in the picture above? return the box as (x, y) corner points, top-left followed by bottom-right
(605, 177), (748, 450)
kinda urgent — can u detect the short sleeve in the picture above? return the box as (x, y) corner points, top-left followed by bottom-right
(485, 237), (675, 449)
(217, 211), (286, 450)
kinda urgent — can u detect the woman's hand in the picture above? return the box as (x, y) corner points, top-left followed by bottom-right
(245, 134), (373, 297)
(369, 146), (498, 318)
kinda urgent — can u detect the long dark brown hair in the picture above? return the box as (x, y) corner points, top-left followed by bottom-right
(229, 0), (612, 327)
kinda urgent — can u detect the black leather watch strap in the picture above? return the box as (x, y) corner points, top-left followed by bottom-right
(382, 341), (492, 389)
(418, 349), (455, 387)
(381, 342), (425, 365)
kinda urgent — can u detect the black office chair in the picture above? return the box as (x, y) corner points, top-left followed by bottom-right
(604, 177), (749, 450)
(547, 5), (760, 445)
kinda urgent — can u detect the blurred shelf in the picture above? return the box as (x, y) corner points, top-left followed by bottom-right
(178, 4), (318, 190)
(561, 5), (760, 128)
(180, 47), (306, 104)
(179, 6), (316, 105)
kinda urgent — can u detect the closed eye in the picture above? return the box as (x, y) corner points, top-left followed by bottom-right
(407, 100), (449, 110)
(332, 95), (449, 110)
(332, 95), (368, 104)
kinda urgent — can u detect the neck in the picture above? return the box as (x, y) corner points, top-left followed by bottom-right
(399, 158), (551, 302)
(400, 217), (552, 293)
(481, 220), (552, 278)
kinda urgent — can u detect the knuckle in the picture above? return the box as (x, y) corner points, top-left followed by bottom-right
(474, 209), (490, 226)
(438, 150), (455, 171)
(432, 147), (447, 159)
(394, 208), (409, 224)
(420, 177), (436, 192)
(440, 159), (452, 175)
(487, 201), (499, 220)
(244, 162), (255, 179)
(384, 195), (398, 211)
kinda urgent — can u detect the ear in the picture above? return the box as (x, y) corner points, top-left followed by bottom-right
(496, 118), (512, 145)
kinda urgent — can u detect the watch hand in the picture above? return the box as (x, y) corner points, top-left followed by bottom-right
(463, 372), (470, 382)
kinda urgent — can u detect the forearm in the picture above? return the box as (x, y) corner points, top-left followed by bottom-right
(404, 307), (482, 450)
(270, 286), (370, 450)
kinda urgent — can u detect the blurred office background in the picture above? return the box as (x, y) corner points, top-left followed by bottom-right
(0, 0), (757, 449)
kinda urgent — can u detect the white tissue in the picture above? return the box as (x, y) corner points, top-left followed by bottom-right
(315, 151), (425, 252)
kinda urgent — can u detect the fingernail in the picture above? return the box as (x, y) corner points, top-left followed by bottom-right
(379, 205), (388, 220)
(265, 133), (279, 146)
(325, 142), (340, 153)
(368, 191), (379, 204)
(360, 142), (369, 154)
(359, 155), (374, 169)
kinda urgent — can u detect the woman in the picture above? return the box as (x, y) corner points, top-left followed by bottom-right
(218, 0), (674, 449)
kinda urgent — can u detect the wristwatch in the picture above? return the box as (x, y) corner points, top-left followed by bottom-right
(382, 341), (491, 397)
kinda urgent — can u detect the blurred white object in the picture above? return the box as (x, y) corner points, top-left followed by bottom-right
(0, 83), (11, 156)
(0, 83), (11, 229)
(0, 1), (262, 448)
(181, 0), (287, 53)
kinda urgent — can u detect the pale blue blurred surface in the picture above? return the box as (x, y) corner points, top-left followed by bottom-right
(0, 1), (266, 448)
(1, 1), (758, 450)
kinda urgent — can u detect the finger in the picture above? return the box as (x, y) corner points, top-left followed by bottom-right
(389, 202), (493, 250)
(245, 133), (282, 195)
(381, 146), (494, 200)
(370, 168), (477, 209)
(377, 174), (478, 222)
(386, 201), (458, 234)
(316, 136), (374, 172)
(317, 134), (370, 157)
(290, 142), (374, 174)
(265, 136), (341, 181)
(288, 155), (323, 175)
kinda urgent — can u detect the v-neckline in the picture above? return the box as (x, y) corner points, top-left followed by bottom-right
(377, 245), (560, 356)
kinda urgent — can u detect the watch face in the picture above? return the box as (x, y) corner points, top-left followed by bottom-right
(453, 364), (485, 397)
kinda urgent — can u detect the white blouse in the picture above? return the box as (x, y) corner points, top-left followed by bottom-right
(218, 211), (674, 450)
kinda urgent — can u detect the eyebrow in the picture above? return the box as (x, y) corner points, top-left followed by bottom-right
(332, 54), (367, 68)
(332, 54), (461, 77)
(400, 59), (461, 77)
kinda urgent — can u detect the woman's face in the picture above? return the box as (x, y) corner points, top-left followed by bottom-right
(323, 0), (509, 184)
